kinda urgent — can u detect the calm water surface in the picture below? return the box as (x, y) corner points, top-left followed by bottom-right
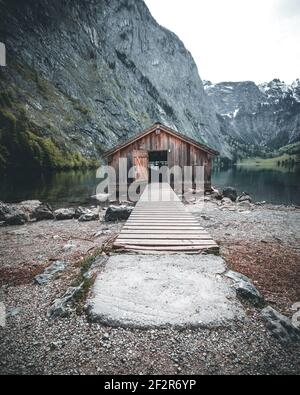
(0, 166), (299, 207)
(0, 170), (98, 209)
(212, 166), (300, 206)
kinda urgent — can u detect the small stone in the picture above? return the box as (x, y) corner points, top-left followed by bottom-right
(63, 242), (76, 252)
(50, 341), (60, 350)
(6, 307), (21, 318)
(78, 212), (99, 222)
(256, 201), (266, 206)
(75, 207), (90, 219)
(237, 201), (253, 209)
(94, 231), (103, 237)
(35, 261), (68, 285)
(210, 187), (223, 200)
(102, 333), (110, 341)
(47, 283), (84, 319)
(237, 192), (252, 203)
(221, 197), (234, 205)
(225, 271), (251, 284)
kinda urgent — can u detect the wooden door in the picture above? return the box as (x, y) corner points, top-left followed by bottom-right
(133, 150), (149, 182)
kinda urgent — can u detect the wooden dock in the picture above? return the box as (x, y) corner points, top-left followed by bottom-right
(114, 183), (219, 253)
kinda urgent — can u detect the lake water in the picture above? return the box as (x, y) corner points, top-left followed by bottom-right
(0, 166), (299, 207)
(212, 166), (300, 206)
(0, 170), (98, 209)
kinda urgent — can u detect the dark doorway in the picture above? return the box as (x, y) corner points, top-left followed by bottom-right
(148, 151), (168, 183)
(149, 151), (168, 164)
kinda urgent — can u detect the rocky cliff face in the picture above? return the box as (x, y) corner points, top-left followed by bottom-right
(0, 0), (229, 172)
(204, 79), (300, 149)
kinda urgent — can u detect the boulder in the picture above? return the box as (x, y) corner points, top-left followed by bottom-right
(0, 201), (11, 221)
(0, 202), (27, 225)
(54, 208), (76, 220)
(34, 203), (55, 221)
(104, 205), (133, 222)
(4, 211), (27, 226)
(1, 200), (55, 224)
(35, 261), (68, 285)
(233, 280), (264, 307)
(226, 270), (264, 307)
(261, 306), (300, 343)
(18, 200), (42, 220)
(237, 192), (252, 203)
(222, 187), (238, 202)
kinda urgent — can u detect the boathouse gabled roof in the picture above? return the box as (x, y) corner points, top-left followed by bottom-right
(103, 123), (219, 158)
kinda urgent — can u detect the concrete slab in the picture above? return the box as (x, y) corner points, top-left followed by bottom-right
(87, 255), (245, 329)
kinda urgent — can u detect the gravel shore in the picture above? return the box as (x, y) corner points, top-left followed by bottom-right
(0, 201), (299, 375)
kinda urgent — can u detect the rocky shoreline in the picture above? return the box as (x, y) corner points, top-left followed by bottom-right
(1, 185), (299, 228)
(0, 199), (136, 227)
(0, 200), (101, 226)
(0, 189), (299, 375)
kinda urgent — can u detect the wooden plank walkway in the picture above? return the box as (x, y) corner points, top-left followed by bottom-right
(114, 183), (219, 253)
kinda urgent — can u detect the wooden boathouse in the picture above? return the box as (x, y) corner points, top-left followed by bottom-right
(103, 123), (219, 192)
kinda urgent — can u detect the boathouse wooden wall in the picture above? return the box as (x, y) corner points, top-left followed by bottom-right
(106, 129), (213, 190)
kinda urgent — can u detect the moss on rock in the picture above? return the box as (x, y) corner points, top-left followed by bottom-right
(0, 106), (98, 173)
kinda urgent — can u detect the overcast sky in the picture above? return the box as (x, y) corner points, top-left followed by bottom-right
(144, 0), (300, 84)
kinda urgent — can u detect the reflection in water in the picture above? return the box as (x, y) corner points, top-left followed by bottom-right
(0, 170), (98, 208)
(0, 166), (299, 208)
(212, 166), (300, 206)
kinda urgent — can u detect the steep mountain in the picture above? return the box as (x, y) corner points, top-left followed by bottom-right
(0, 0), (229, 173)
(204, 79), (300, 149)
